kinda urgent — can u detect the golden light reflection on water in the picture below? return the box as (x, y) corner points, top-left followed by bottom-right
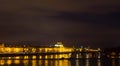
(54, 60), (69, 66)
(73, 59), (101, 66)
(112, 59), (115, 66)
(45, 60), (48, 66)
(38, 60), (42, 65)
(14, 60), (20, 64)
(32, 60), (37, 66)
(98, 59), (101, 66)
(0, 56), (119, 66)
(86, 59), (89, 66)
(0, 60), (5, 65)
(64, 60), (69, 66)
(55, 60), (58, 66)
(23, 60), (29, 66)
(7, 60), (12, 65)
(0, 59), (117, 66)
(0, 58), (105, 66)
(76, 60), (79, 66)
(59, 60), (63, 66)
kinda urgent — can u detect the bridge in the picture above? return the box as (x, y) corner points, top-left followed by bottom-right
(0, 50), (101, 60)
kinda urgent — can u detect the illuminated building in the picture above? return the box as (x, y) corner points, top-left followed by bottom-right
(0, 42), (101, 59)
(0, 42), (73, 53)
(54, 42), (64, 48)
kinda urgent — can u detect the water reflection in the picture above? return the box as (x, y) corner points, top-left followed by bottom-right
(119, 59), (120, 66)
(76, 60), (79, 66)
(112, 59), (115, 66)
(39, 60), (69, 66)
(0, 56), (119, 66)
(98, 59), (101, 66)
(7, 60), (12, 65)
(86, 59), (89, 66)
(0, 60), (5, 65)
(23, 60), (29, 66)
(32, 60), (36, 66)
(70, 59), (116, 66)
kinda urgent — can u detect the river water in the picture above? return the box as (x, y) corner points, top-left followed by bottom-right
(0, 58), (119, 66)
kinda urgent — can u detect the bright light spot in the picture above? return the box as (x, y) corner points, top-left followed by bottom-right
(8, 57), (11, 59)
(7, 60), (12, 65)
(54, 42), (64, 48)
(0, 60), (5, 65)
(24, 56), (29, 59)
(32, 56), (36, 59)
(14, 60), (20, 64)
(32, 60), (36, 66)
(15, 56), (20, 59)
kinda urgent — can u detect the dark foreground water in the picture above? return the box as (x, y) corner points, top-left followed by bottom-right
(0, 58), (120, 66)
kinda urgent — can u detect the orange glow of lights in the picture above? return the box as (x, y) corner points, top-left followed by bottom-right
(32, 60), (37, 66)
(15, 56), (20, 59)
(24, 56), (29, 59)
(32, 56), (36, 59)
(7, 60), (12, 65)
(0, 60), (5, 65)
(14, 60), (20, 64)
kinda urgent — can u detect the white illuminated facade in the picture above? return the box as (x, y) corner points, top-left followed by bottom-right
(54, 42), (64, 48)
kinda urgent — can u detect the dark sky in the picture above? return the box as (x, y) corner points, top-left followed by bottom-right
(0, 0), (120, 48)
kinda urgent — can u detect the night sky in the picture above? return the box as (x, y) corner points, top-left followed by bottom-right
(0, 0), (120, 48)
